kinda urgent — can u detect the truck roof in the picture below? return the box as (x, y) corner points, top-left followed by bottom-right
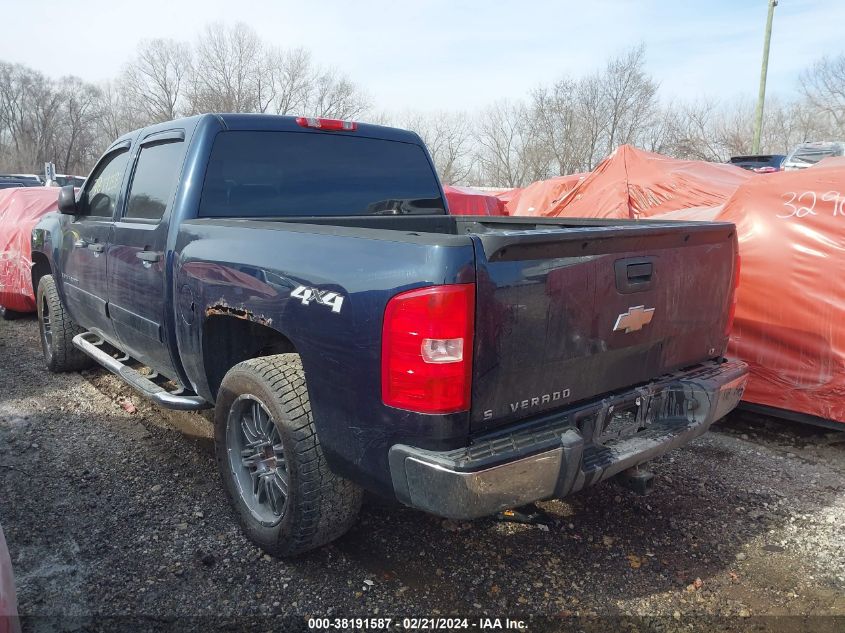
(109, 113), (422, 151)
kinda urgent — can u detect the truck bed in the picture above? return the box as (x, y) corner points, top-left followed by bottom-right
(182, 214), (737, 433)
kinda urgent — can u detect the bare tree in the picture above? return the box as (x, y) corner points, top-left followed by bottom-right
(55, 77), (102, 173)
(187, 22), (262, 113)
(267, 47), (312, 115)
(96, 80), (144, 142)
(639, 103), (678, 155)
(122, 38), (190, 122)
(2, 29), (842, 181)
(527, 46), (659, 173)
(713, 99), (755, 158)
(0, 62), (64, 171)
(182, 23), (369, 119)
(800, 54), (845, 129)
(0, 22), (373, 175)
(531, 79), (581, 175)
(601, 45), (659, 155)
(400, 111), (473, 184)
(764, 98), (837, 151)
(307, 68), (369, 119)
(474, 101), (536, 187)
(664, 100), (725, 161)
(573, 73), (608, 170)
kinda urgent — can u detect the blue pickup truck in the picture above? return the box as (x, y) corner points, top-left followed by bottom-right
(30, 113), (748, 555)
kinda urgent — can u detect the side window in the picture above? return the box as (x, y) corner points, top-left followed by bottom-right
(125, 141), (184, 221)
(79, 148), (130, 217)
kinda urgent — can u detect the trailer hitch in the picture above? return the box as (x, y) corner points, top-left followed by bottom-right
(494, 503), (555, 527)
(615, 466), (655, 495)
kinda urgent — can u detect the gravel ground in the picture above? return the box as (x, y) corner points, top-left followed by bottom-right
(1, 316), (844, 633)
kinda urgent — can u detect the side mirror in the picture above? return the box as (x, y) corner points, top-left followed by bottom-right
(57, 185), (78, 215)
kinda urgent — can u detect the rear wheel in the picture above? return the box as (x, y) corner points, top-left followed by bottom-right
(214, 354), (362, 556)
(36, 275), (92, 372)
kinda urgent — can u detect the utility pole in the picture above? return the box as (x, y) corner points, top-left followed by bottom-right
(752, 0), (777, 154)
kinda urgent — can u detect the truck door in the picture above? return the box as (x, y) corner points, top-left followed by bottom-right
(59, 143), (131, 341)
(107, 130), (186, 379)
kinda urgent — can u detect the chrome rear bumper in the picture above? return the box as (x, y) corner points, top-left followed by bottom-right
(389, 360), (748, 519)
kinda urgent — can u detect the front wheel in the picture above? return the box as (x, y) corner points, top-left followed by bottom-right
(36, 275), (93, 372)
(214, 353), (362, 556)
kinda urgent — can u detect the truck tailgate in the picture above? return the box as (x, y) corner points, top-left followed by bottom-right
(469, 221), (738, 431)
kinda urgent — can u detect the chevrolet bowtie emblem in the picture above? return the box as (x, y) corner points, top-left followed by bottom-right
(613, 305), (655, 333)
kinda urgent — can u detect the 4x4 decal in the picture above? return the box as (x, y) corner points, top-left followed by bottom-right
(291, 285), (344, 314)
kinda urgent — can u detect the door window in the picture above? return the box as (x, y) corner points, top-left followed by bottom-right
(79, 148), (130, 217)
(125, 141), (185, 221)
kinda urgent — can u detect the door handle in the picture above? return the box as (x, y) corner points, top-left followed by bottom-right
(136, 251), (161, 263)
(87, 243), (105, 253)
(74, 239), (87, 248)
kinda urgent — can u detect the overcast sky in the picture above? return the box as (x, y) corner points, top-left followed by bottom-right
(2, 0), (842, 111)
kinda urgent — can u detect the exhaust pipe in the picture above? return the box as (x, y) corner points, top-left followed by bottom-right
(615, 466), (655, 495)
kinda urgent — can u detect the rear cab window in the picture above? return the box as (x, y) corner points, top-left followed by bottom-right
(198, 131), (445, 218)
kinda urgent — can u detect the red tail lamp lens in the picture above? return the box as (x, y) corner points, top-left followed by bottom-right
(381, 284), (475, 414)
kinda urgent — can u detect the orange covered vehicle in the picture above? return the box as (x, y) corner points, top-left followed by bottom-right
(627, 161), (845, 427)
(498, 145), (750, 220)
(498, 173), (587, 217)
(443, 184), (506, 216)
(0, 187), (59, 318)
(664, 162), (845, 427)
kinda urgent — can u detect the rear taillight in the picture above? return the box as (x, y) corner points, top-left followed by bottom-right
(382, 284), (475, 414)
(295, 117), (357, 131)
(725, 254), (741, 335)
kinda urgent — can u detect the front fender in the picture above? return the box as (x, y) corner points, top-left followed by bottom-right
(31, 214), (62, 298)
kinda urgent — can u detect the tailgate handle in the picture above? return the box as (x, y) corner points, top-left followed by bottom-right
(627, 262), (652, 282)
(615, 257), (654, 293)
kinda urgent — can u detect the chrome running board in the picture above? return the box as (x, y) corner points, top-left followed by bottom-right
(72, 332), (208, 411)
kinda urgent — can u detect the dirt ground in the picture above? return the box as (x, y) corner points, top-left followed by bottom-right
(0, 315), (843, 633)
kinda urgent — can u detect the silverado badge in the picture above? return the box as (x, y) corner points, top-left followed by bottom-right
(613, 305), (655, 333)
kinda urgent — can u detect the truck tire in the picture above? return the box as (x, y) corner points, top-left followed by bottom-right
(214, 353), (363, 556)
(36, 275), (93, 372)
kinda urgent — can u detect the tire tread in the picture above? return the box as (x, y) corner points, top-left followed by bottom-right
(216, 353), (362, 556)
(37, 275), (93, 372)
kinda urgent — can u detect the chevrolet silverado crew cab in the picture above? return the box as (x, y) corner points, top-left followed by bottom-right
(31, 114), (748, 556)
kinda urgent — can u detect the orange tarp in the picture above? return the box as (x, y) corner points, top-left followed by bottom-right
(660, 164), (845, 424)
(501, 173), (587, 217)
(502, 145), (751, 219)
(0, 187), (58, 312)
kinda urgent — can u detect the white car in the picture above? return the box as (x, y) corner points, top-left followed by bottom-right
(782, 141), (845, 171)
